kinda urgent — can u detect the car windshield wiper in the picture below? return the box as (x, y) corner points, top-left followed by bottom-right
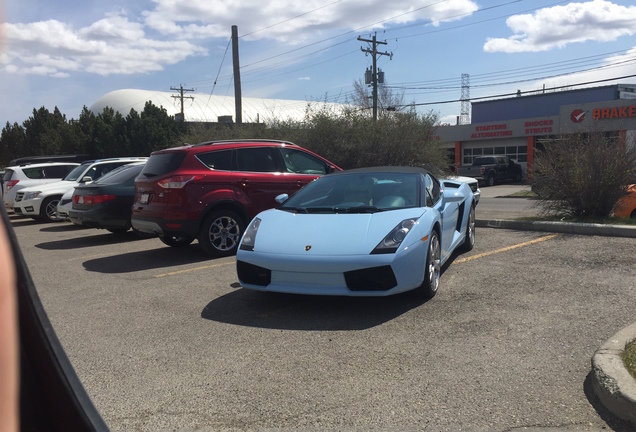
(142, 172), (158, 178)
(279, 206), (308, 214)
(334, 205), (384, 214)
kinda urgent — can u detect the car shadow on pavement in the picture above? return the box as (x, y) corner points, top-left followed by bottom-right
(583, 372), (633, 431)
(81, 244), (212, 273)
(200, 288), (429, 331)
(39, 223), (93, 232)
(35, 230), (151, 250)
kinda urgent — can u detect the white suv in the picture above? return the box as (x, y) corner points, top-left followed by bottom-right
(14, 157), (147, 222)
(3, 162), (79, 212)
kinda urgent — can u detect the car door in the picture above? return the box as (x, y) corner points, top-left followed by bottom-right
(233, 147), (290, 217)
(496, 156), (508, 179)
(277, 147), (331, 193)
(427, 174), (459, 260)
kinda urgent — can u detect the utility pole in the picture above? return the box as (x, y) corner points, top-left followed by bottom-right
(358, 33), (392, 121)
(232, 25), (242, 125)
(170, 85), (194, 122)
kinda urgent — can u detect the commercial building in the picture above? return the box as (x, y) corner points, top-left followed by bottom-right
(435, 84), (636, 178)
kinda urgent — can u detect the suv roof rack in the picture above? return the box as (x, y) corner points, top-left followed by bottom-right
(191, 139), (295, 147)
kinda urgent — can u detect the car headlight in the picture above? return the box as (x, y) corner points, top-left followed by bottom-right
(240, 218), (261, 251)
(372, 218), (417, 254)
(23, 191), (41, 200)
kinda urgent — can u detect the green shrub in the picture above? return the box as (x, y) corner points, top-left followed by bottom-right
(179, 104), (450, 174)
(532, 132), (636, 218)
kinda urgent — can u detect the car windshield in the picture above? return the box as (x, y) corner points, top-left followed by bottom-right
(280, 172), (419, 213)
(93, 164), (144, 185)
(63, 163), (91, 181)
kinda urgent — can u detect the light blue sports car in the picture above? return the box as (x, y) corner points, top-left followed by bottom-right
(236, 166), (476, 298)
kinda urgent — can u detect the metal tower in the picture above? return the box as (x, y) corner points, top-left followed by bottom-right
(460, 73), (470, 125)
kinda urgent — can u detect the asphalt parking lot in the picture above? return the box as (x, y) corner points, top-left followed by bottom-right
(7, 204), (636, 431)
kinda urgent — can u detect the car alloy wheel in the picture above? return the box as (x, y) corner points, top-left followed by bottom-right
(417, 229), (441, 299)
(461, 205), (475, 251)
(41, 197), (64, 222)
(198, 210), (245, 257)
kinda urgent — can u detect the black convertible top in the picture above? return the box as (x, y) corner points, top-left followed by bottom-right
(330, 166), (431, 176)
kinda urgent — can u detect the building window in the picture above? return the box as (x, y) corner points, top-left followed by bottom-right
(462, 144), (528, 165)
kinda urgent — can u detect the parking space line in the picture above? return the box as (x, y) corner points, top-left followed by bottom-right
(453, 233), (560, 264)
(153, 261), (235, 278)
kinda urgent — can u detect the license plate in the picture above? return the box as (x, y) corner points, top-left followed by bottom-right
(140, 193), (149, 204)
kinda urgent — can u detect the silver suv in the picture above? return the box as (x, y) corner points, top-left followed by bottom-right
(3, 162), (79, 212)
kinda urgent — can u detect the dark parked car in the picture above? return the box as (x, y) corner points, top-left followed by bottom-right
(457, 155), (523, 186)
(131, 139), (341, 257)
(68, 162), (146, 234)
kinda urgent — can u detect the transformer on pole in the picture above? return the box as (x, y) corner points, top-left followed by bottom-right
(358, 33), (392, 121)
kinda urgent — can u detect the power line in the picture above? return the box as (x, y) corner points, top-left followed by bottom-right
(397, 73), (636, 108)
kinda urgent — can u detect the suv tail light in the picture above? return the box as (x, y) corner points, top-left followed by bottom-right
(157, 175), (204, 189)
(6, 180), (19, 190)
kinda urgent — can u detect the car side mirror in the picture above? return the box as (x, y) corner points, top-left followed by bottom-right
(81, 176), (92, 183)
(275, 194), (289, 204)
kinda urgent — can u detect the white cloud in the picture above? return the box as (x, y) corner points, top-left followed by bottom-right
(1, 13), (207, 77)
(0, 0), (479, 78)
(142, 0), (479, 43)
(484, 0), (636, 53)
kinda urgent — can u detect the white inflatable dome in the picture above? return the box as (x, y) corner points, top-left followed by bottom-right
(89, 89), (342, 123)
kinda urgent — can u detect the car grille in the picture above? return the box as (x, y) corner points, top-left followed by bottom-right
(344, 265), (397, 291)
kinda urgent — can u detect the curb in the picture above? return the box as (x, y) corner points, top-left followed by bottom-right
(476, 219), (636, 238)
(591, 323), (636, 427)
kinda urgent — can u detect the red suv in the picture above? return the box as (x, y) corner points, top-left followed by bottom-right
(131, 140), (341, 257)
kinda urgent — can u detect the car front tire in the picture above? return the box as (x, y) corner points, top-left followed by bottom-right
(460, 204), (475, 252)
(198, 210), (245, 257)
(40, 196), (64, 222)
(416, 229), (441, 299)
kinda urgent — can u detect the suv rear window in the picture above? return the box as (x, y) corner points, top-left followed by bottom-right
(236, 148), (278, 172)
(43, 165), (76, 178)
(139, 153), (187, 178)
(3, 169), (14, 182)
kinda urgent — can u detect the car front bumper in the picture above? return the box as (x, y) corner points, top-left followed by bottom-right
(236, 242), (428, 297)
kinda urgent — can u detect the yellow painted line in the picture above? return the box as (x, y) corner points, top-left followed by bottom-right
(453, 233), (560, 264)
(153, 261), (234, 278)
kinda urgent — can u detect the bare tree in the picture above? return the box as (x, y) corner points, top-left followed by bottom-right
(348, 78), (407, 117)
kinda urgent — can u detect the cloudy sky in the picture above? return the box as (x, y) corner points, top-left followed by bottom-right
(1, 0), (636, 126)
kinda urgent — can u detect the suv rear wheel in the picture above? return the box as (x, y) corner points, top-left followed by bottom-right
(198, 210), (244, 257)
